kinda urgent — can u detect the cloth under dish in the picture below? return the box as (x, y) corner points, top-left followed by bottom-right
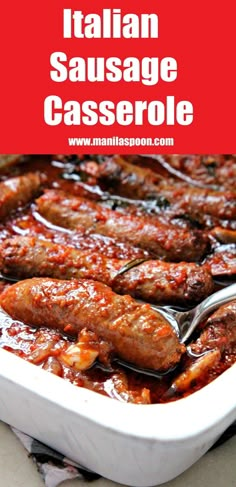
(11, 423), (236, 487)
(11, 428), (100, 487)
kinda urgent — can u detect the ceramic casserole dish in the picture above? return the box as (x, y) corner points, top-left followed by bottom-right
(0, 347), (235, 486)
(0, 154), (235, 486)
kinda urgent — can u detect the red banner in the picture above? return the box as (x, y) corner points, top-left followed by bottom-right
(0, 1), (235, 153)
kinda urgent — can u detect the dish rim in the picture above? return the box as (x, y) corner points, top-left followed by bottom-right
(1, 347), (235, 443)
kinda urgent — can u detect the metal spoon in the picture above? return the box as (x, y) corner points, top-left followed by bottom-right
(152, 283), (236, 343)
(1, 272), (235, 344)
(0, 272), (235, 377)
(114, 284), (236, 378)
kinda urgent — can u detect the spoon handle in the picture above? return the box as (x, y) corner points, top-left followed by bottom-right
(180, 283), (236, 343)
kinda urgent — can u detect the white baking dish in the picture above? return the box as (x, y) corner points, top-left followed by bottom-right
(0, 348), (235, 486)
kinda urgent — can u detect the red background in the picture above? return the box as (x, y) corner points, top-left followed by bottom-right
(0, 0), (235, 153)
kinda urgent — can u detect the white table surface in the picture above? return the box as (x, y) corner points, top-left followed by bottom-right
(0, 420), (235, 487)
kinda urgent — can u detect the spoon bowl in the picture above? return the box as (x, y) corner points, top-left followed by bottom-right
(152, 283), (236, 343)
(118, 283), (236, 377)
(1, 272), (235, 377)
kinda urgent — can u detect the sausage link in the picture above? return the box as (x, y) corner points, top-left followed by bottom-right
(0, 172), (45, 220)
(191, 301), (236, 354)
(0, 236), (214, 304)
(163, 154), (236, 191)
(36, 190), (208, 262)
(0, 278), (185, 371)
(204, 247), (236, 276)
(206, 300), (236, 329)
(0, 155), (22, 171)
(84, 155), (164, 200)
(92, 156), (236, 221)
(159, 185), (236, 221)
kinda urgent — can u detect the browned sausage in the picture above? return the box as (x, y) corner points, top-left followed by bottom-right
(158, 185), (236, 221)
(83, 155), (164, 200)
(206, 300), (236, 329)
(163, 154), (236, 191)
(36, 190), (208, 262)
(191, 301), (236, 355)
(204, 247), (236, 276)
(91, 156), (236, 221)
(166, 299), (236, 398)
(0, 236), (214, 305)
(0, 172), (45, 221)
(0, 278), (185, 371)
(28, 210), (149, 260)
(0, 155), (22, 171)
(210, 227), (236, 244)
